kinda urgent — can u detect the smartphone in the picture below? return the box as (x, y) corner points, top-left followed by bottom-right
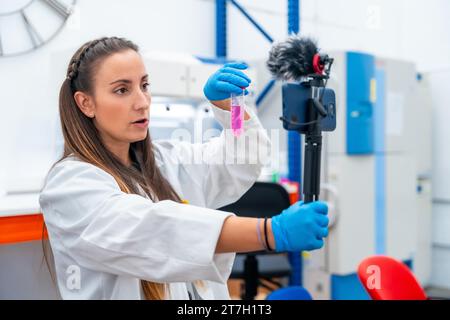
(281, 82), (336, 134)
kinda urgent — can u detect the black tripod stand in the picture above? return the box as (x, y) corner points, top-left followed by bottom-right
(279, 55), (334, 204)
(302, 75), (329, 203)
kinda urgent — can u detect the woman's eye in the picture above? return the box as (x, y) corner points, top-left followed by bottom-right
(143, 83), (150, 91)
(115, 88), (128, 95)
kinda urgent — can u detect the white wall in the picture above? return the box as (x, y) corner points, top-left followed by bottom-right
(300, 0), (450, 71)
(228, 0), (449, 70)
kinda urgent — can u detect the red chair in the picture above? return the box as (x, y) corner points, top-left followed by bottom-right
(357, 255), (427, 300)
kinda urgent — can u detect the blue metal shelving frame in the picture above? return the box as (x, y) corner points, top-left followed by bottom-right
(215, 0), (303, 286)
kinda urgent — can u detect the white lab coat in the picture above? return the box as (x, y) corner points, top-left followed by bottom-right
(39, 105), (271, 300)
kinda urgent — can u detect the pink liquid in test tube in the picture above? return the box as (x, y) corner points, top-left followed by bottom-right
(230, 89), (245, 137)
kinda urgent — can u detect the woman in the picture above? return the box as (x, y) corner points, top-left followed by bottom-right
(39, 37), (329, 300)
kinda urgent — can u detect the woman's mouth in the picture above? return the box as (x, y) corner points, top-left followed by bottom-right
(132, 118), (149, 128)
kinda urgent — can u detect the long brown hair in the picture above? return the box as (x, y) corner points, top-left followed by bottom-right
(43, 37), (181, 300)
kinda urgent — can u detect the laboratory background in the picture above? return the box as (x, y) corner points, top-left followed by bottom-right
(0, 0), (449, 300)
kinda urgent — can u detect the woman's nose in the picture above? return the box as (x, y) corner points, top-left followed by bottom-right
(133, 88), (150, 110)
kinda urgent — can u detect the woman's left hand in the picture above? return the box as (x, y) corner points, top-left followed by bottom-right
(203, 62), (251, 102)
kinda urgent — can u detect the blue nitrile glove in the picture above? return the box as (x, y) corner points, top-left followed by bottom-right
(203, 62), (251, 101)
(271, 201), (329, 252)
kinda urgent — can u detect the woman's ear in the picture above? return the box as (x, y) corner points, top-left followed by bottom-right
(73, 91), (95, 118)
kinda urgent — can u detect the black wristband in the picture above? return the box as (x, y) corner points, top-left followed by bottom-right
(264, 217), (274, 251)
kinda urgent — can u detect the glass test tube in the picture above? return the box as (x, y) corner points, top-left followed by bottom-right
(230, 88), (245, 137)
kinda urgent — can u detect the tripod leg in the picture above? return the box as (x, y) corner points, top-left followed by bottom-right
(303, 133), (322, 203)
(243, 254), (258, 300)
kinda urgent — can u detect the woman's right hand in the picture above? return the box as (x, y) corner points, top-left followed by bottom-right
(271, 201), (329, 252)
(203, 62), (251, 102)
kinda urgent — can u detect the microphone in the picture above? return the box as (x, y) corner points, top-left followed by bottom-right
(267, 35), (329, 81)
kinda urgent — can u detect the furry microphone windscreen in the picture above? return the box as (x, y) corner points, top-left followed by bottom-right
(267, 35), (319, 81)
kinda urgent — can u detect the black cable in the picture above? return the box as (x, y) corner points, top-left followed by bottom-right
(279, 116), (321, 127)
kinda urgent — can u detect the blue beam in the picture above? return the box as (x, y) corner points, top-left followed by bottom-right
(229, 0), (274, 43)
(288, 0), (300, 33)
(216, 0), (227, 58)
(287, 0), (303, 287)
(255, 79), (276, 106)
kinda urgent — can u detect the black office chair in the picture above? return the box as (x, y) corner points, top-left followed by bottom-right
(219, 182), (293, 300)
